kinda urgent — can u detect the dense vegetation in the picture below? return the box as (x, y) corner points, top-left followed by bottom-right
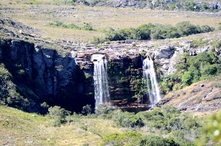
(160, 51), (221, 94)
(45, 20), (214, 43)
(1, 103), (221, 145)
(43, 104), (205, 145)
(1, 103), (218, 145)
(104, 22), (214, 41)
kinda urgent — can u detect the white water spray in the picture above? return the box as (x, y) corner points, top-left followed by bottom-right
(91, 54), (110, 108)
(143, 56), (161, 105)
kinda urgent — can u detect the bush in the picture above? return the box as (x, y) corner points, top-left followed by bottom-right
(46, 21), (94, 31)
(104, 22), (214, 41)
(141, 135), (179, 146)
(111, 109), (144, 128)
(175, 52), (221, 86)
(47, 106), (70, 126)
(101, 131), (142, 146)
(190, 38), (207, 48)
(81, 104), (92, 115)
(95, 104), (112, 116)
(206, 110), (221, 142)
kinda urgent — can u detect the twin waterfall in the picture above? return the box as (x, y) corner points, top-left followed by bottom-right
(91, 54), (110, 109)
(91, 54), (160, 108)
(143, 57), (161, 105)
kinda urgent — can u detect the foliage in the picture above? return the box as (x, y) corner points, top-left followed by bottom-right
(47, 106), (70, 126)
(95, 104), (112, 116)
(190, 38), (208, 48)
(180, 52), (221, 86)
(110, 109), (144, 128)
(161, 52), (221, 93)
(81, 104), (92, 115)
(137, 106), (202, 145)
(104, 22), (214, 41)
(0, 64), (32, 110)
(206, 110), (221, 142)
(141, 135), (179, 146)
(0, 104), (207, 145)
(211, 41), (221, 51)
(101, 131), (142, 146)
(97, 105), (201, 145)
(47, 21), (94, 31)
(102, 131), (180, 146)
(160, 74), (182, 94)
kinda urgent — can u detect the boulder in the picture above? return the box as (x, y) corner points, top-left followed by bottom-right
(156, 46), (175, 59)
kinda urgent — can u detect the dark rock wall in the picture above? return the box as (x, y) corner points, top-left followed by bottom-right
(0, 39), (159, 112)
(0, 39), (94, 113)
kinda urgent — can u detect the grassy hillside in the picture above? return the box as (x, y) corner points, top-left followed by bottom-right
(0, 105), (124, 145)
(1, 0), (221, 42)
(1, 103), (221, 145)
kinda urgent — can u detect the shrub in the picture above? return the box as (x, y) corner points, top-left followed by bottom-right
(47, 106), (70, 126)
(212, 41), (221, 50)
(174, 52), (221, 86)
(46, 21), (94, 31)
(111, 109), (144, 128)
(95, 104), (112, 116)
(205, 110), (221, 142)
(141, 135), (179, 146)
(101, 131), (142, 146)
(190, 38), (207, 48)
(104, 22), (213, 41)
(81, 104), (92, 115)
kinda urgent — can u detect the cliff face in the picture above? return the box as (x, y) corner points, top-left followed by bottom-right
(1, 17), (221, 113)
(0, 38), (152, 112)
(0, 39), (94, 113)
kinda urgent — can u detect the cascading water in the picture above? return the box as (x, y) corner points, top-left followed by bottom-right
(143, 56), (161, 105)
(91, 54), (110, 108)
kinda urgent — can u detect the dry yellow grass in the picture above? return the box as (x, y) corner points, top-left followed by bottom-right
(1, 0), (221, 42)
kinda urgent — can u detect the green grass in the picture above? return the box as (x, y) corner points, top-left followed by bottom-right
(0, 105), (124, 145)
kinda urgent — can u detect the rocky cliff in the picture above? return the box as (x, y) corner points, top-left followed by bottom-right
(0, 39), (96, 113)
(0, 18), (96, 113)
(1, 17), (221, 113)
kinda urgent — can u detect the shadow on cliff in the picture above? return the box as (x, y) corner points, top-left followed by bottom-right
(0, 39), (95, 113)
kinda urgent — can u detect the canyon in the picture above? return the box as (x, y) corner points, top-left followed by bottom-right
(1, 17), (221, 113)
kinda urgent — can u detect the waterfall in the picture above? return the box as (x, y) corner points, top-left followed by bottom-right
(91, 54), (110, 108)
(143, 56), (161, 105)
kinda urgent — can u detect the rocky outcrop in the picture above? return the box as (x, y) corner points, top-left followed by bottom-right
(73, 0), (221, 11)
(0, 39), (94, 113)
(1, 17), (221, 113)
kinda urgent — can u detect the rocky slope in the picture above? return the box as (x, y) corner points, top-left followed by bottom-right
(157, 77), (221, 113)
(74, 0), (221, 11)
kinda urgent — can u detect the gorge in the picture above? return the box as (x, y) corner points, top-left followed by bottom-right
(1, 0), (221, 145)
(1, 17), (221, 114)
(0, 37), (164, 113)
